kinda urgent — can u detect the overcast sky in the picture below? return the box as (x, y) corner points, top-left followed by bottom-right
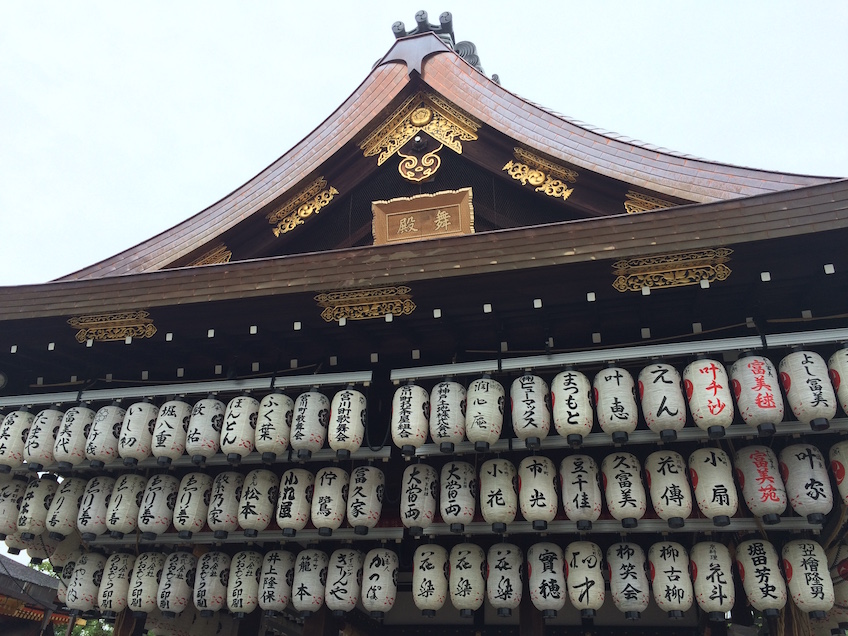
(1, 1), (846, 289)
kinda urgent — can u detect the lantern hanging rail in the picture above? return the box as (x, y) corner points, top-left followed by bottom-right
(0, 370), (373, 409)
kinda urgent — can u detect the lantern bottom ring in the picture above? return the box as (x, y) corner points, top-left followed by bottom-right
(123, 457), (139, 467)
(807, 513), (825, 524)
(577, 520), (592, 531)
(581, 609), (596, 619)
(621, 518), (638, 529)
(459, 609), (474, 618)
(497, 608), (512, 617)
(178, 530), (193, 539)
(449, 523), (464, 533)
(422, 609), (436, 617)
(141, 532), (158, 540)
(492, 522), (507, 533)
(708, 612), (725, 622)
(80, 533), (96, 541)
(213, 530), (229, 539)
(567, 434), (583, 448)
(244, 529), (259, 537)
(318, 527), (333, 536)
(757, 423), (776, 436)
(336, 449), (350, 460)
(191, 455), (206, 466)
(332, 610), (347, 617)
(261, 452), (277, 463)
(27, 463), (43, 472)
(524, 436), (542, 450)
(48, 531), (66, 541)
(226, 453), (242, 465)
(56, 461), (73, 471)
(532, 520), (547, 531)
(667, 610), (684, 619)
(202, 610), (217, 618)
(157, 456), (172, 466)
(612, 431), (628, 444)
(354, 525), (369, 535)
(810, 417), (830, 431)
(282, 528), (296, 537)
(809, 610), (827, 620)
(625, 611), (641, 620)
(89, 460), (105, 469)
(761, 513), (781, 525)
(542, 610), (557, 619)
(667, 516), (685, 529)
(474, 441), (489, 452)
(707, 425), (726, 439)
(439, 442), (455, 454)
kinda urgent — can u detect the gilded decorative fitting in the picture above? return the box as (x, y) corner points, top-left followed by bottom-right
(503, 147), (578, 201)
(186, 243), (232, 266)
(624, 190), (675, 214)
(315, 286), (416, 322)
(397, 144), (444, 182)
(266, 177), (339, 236)
(68, 310), (157, 343)
(612, 248), (733, 292)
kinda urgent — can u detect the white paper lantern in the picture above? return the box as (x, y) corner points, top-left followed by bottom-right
(828, 348), (848, 417)
(429, 380), (466, 453)
(0, 474), (29, 538)
(551, 369), (593, 447)
(783, 540), (834, 619)
(57, 549), (82, 604)
(255, 392), (293, 462)
(328, 388), (367, 459)
(593, 366), (638, 443)
(559, 455), (602, 531)
(152, 399), (192, 466)
(401, 463), (438, 535)
(77, 475), (116, 540)
(227, 550), (262, 618)
(648, 542), (693, 618)
(518, 455), (557, 531)
(827, 543), (848, 631)
(486, 543), (522, 617)
(45, 476), (87, 540)
(780, 350), (837, 431)
(391, 384), (430, 456)
(311, 467), (349, 536)
(325, 549), (364, 616)
(277, 468), (314, 537)
(735, 445), (787, 524)
(347, 466), (384, 535)
(690, 542), (735, 621)
(779, 444), (833, 524)
(440, 461), (477, 533)
(99, 552), (136, 619)
(207, 471), (244, 539)
(606, 542), (649, 619)
(220, 394), (259, 464)
(527, 542), (565, 618)
(118, 400), (158, 466)
(683, 358), (734, 438)
(480, 458), (517, 533)
(185, 396), (225, 465)
(173, 472), (213, 539)
(565, 541), (605, 618)
(85, 403), (125, 468)
(601, 452), (647, 528)
(23, 407), (63, 471)
(510, 375), (550, 449)
(138, 473), (180, 540)
(51, 531), (82, 573)
(644, 450), (692, 528)
(688, 448), (738, 526)
(129, 551), (166, 617)
(829, 440), (848, 506)
(291, 549), (328, 616)
(0, 409), (33, 472)
(730, 354), (785, 436)
(362, 548), (398, 620)
(465, 376), (505, 452)
(290, 391), (330, 460)
(25, 531), (57, 564)
(449, 543), (485, 617)
(638, 362), (686, 442)
(736, 539), (787, 618)
(413, 544), (448, 617)
(3, 530), (33, 555)
(54, 404), (96, 470)
(106, 473), (147, 538)
(17, 473), (58, 539)
(258, 550), (295, 616)
(238, 469), (279, 537)
(66, 551), (107, 612)
(158, 551), (198, 617)
(194, 551), (231, 616)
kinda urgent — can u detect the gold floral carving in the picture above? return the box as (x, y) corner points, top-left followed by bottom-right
(68, 311), (157, 343)
(612, 248), (733, 292)
(624, 190), (675, 214)
(315, 286), (416, 322)
(266, 177), (339, 236)
(397, 143), (443, 182)
(186, 244), (232, 266)
(503, 148), (578, 202)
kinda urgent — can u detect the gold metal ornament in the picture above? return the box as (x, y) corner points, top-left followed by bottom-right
(624, 190), (676, 214)
(266, 177), (339, 236)
(397, 143), (444, 182)
(503, 147), (578, 202)
(315, 286), (416, 322)
(68, 310), (158, 343)
(612, 248), (733, 292)
(186, 243), (232, 267)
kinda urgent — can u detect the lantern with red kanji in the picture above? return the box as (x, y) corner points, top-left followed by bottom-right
(780, 350), (837, 431)
(688, 448), (738, 526)
(465, 376), (504, 452)
(683, 357), (734, 438)
(729, 354), (784, 436)
(510, 375), (551, 449)
(638, 362), (687, 442)
(735, 445), (787, 524)
(593, 365), (638, 443)
(429, 379), (466, 453)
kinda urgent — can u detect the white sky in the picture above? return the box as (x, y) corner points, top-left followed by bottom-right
(0, 1), (846, 288)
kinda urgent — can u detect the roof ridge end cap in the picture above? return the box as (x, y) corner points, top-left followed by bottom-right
(375, 31), (454, 76)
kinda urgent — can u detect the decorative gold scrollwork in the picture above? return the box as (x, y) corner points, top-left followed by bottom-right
(68, 311), (157, 343)
(315, 286), (416, 322)
(186, 244), (232, 267)
(612, 248), (733, 292)
(624, 190), (676, 214)
(502, 148), (578, 202)
(265, 177), (339, 236)
(397, 144), (444, 182)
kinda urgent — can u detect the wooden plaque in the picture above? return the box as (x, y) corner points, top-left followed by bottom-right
(372, 188), (474, 246)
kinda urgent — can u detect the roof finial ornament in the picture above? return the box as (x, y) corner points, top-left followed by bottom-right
(392, 11), (454, 45)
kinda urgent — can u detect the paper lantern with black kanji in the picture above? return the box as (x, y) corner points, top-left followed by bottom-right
(99, 552), (136, 619)
(565, 541), (605, 618)
(311, 467), (348, 536)
(173, 472), (212, 539)
(440, 461), (476, 533)
(783, 540), (834, 619)
(3, 530), (33, 555)
(118, 399), (158, 466)
(207, 471), (244, 539)
(258, 550), (295, 617)
(527, 542), (565, 618)
(66, 551), (107, 612)
(690, 542), (735, 621)
(254, 392), (293, 462)
(518, 455), (557, 531)
(238, 469), (278, 537)
(730, 354), (785, 436)
(220, 394), (259, 464)
(593, 366), (638, 443)
(828, 347), (848, 416)
(644, 450), (692, 528)
(487, 543), (522, 617)
(57, 549), (81, 604)
(601, 452), (647, 528)
(362, 548), (398, 620)
(465, 376), (505, 452)
(550, 369), (593, 447)
(606, 542), (649, 619)
(0, 409), (33, 472)
(151, 399), (192, 466)
(347, 466), (384, 535)
(85, 403), (125, 468)
(185, 396), (225, 465)
(429, 380), (466, 453)
(276, 468), (314, 537)
(780, 350), (837, 431)
(158, 551), (197, 617)
(638, 362), (687, 442)
(328, 388), (367, 459)
(129, 551), (166, 617)
(510, 375), (551, 449)
(735, 445), (787, 524)
(138, 473), (180, 540)
(391, 384), (430, 456)
(480, 458), (517, 533)
(325, 549), (364, 616)
(291, 549), (328, 616)
(26, 531), (57, 564)
(449, 543), (485, 618)
(290, 391), (330, 460)
(413, 544), (448, 616)
(401, 463), (438, 536)
(683, 358), (734, 438)
(77, 475), (115, 540)
(0, 474), (28, 538)
(560, 455), (602, 531)
(193, 551), (231, 616)
(51, 531), (81, 573)
(23, 407), (63, 471)
(780, 444), (833, 524)
(688, 448), (738, 526)
(17, 473), (58, 539)
(106, 473), (147, 538)
(54, 403), (96, 470)
(648, 542), (693, 619)
(830, 441), (848, 506)
(45, 476), (87, 540)
(227, 550), (262, 619)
